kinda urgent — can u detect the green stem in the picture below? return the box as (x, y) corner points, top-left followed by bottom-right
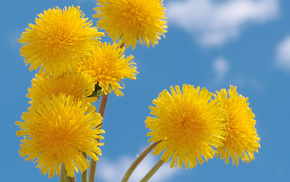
(60, 164), (68, 182)
(121, 141), (162, 182)
(60, 164), (76, 182)
(82, 152), (87, 182)
(140, 160), (164, 182)
(89, 94), (109, 182)
(70, 177), (76, 182)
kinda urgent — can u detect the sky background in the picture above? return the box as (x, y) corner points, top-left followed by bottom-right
(1, 0), (290, 181)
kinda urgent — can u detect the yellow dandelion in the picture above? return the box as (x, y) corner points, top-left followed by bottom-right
(19, 6), (104, 77)
(214, 85), (260, 166)
(78, 42), (138, 96)
(16, 94), (104, 178)
(27, 72), (96, 104)
(145, 84), (227, 168)
(93, 0), (167, 49)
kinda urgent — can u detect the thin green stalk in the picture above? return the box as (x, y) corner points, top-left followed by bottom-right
(121, 141), (162, 182)
(70, 177), (76, 182)
(82, 152), (87, 182)
(60, 164), (76, 182)
(89, 94), (109, 182)
(60, 164), (68, 182)
(140, 159), (164, 182)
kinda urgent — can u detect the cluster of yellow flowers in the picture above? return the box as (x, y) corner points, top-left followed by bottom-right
(16, 0), (260, 181)
(16, 4), (139, 179)
(146, 84), (260, 169)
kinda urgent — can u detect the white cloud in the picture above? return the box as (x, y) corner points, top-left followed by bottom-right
(8, 31), (22, 49)
(166, 0), (278, 47)
(276, 36), (290, 72)
(212, 57), (230, 82)
(208, 57), (265, 92)
(95, 154), (179, 182)
(231, 75), (265, 92)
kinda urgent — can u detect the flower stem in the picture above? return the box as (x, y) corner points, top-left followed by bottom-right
(70, 177), (76, 182)
(60, 164), (76, 182)
(81, 152), (87, 182)
(121, 141), (162, 182)
(89, 94), (109, 182)
(60, 164), (68, 182)
(140, 159), (164, 182)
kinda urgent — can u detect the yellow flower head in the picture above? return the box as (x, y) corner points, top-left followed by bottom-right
(145, 84), (227, 168)
(19, 6), (104, 77)
(214, 85), (260, 166)
(93, 0), (167, 49)
(27, 72), (96, 104)
(16, 94), (104, 178)
(78, 42), (138, 96)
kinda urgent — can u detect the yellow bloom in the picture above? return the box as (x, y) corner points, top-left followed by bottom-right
(78, 42), (138, 96)
(214, 85), (260, 165)
(145, 84), (227, 168)
(93, 0), (167, 49)
(16, 94), (104, 178)
(27, 72), (96, 104)
(19, 6), (104, 77)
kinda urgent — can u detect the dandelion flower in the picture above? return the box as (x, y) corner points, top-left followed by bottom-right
(16, 94), (104, 178)
(27, 72), (96, 104)
(145, 84), (227, 168)
(214, 85), (260, 165)
(19, 6), (104, 77)
(93, 0), (167, 49)
(78, 42), (138, 96)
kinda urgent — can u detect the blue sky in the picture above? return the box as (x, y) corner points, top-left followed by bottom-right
(1, 0), (290, 181)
